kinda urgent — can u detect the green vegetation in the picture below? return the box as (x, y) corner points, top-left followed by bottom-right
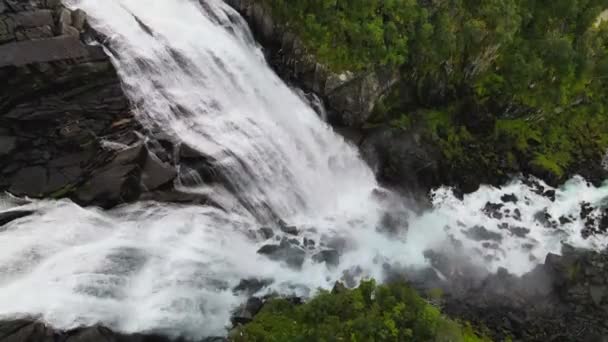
(264, 0), (608, 186)
(233, 280), (490, 342)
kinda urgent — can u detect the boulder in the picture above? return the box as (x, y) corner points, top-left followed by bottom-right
(140, 151), (176, 191)
(0, 210), (34, 228)
(231, 297), (264, 325)
(257, 238), (306, 269)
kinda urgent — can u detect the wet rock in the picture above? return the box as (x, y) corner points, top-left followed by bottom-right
(0, 136), (16, 156)
(303, 237), (315, 249)
(482, 202), (504, 219)
(534, 209), (556, 228)
(500, 193), (518, 204)
(234, 278), (273, 295)
(0, 210), (34, 228)
(75, 144), (145, 208)
(312, 249), (340, 267)
(508, 226), (531, 238)
(8, 166), (48, 196)
(231, 297), (264, 325)
(513, 208), (522, 221)
(581, 201), (594, 220)
(464, 225), (503, 242)
(258, 227), (274, 240)
(257, 238), (306, 269)
(542, 189), (556, 202)
(559, 215), (573, 225)
(140, 150), (177, 191)
(279, 224), (298, 236)
(0, 319), (183, 341)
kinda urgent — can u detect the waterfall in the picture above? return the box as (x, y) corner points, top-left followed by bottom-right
(0, 0), (607, 339)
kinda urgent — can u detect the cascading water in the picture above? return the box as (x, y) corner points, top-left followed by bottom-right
(0, 0), (607, 339)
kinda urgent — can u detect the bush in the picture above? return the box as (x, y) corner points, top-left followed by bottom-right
(232, 280), (491, 342)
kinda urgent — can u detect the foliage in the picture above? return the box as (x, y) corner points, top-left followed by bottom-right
(232, 280), (491, 342)
(263, 0), (608, 185)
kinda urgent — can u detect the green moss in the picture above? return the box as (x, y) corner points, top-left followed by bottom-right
(234, 280), (491, 342)
(530, 155), (565, 179)
(264, 0), (608, 185)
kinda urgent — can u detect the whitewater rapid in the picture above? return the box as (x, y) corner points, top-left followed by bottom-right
(0, 0), (607, 339)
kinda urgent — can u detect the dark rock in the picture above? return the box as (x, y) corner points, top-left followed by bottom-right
(0, 136), (16, 156)
(542, 189), (556, 201)
(513, 208), (522, 221)
(0, 210), (34, 227)
(140, 151), (176, 191)
(312, 249), (340, 267)
(508, 226), (531, 238)
(463, 225), (503, 242)
(580, 202), (594, 220)
(559, 215), (573, 225)
(75, 144), (146, 208)
(303, 237), (315, 249)
(8, 166), (48, 196)
(234, 278), (273, 295)
(360, 126), (441, 195)
(534, 209), (556, 228)
(0, 319), (186, 342)
(500, 193), (518, 204)
(279, 224), (298, 236)
(231, 297), (264, 325)
(257, 239), (306, 269)
(482, 202), (504, 219)
(258, 227), (274, 240)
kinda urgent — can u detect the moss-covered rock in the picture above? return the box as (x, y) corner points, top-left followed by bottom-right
(237, 0), (608, 191)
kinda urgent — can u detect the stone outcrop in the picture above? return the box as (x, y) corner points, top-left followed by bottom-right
(0, 319), (227, 342)
(427, 245), (608, 342)
(225, 0), (400, 128)
(0, 0), (187, 208)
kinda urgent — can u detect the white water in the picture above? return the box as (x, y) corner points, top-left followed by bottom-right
(0, 0), (607, 339)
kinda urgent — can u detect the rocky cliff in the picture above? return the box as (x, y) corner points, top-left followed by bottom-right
(0, 0), (214, 209)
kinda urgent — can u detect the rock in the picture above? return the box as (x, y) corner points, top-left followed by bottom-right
(543, 190), (556, 201)
(303, 237), (315, 249)
(559, 215), (573, 225)
(71, 9), (86, 31)
(508, 226), (530, 238)
(463, 225), (503, 242)
(312, 249), (340, 267)
(0, 210), (34, 228)
(0, 136), (16, 156)
(75, 144), (145, 208)
(258, 227), (274, 240)
(279, 224), (298, 236)
(534, 209), (555, 228)
(360, 126), (441, 195)
(0, 319), (179, 341)
(234, 278), (272, 295)
(590, 286), (606, 306)
(482, 202), (504, 219)
(8, 166), (48, 196)
(257, 239), (306, 269)
(140, 151), (176, 191)
(231, 297), (264, 325)
(500, 193), (518, 204)
(580, 202), (594, 219)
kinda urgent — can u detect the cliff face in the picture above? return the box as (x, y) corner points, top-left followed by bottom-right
(225, 0), (400, 128)
(0, 0), (188, 208)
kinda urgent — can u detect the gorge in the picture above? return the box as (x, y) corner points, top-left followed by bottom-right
(1, 0), (608, 341)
